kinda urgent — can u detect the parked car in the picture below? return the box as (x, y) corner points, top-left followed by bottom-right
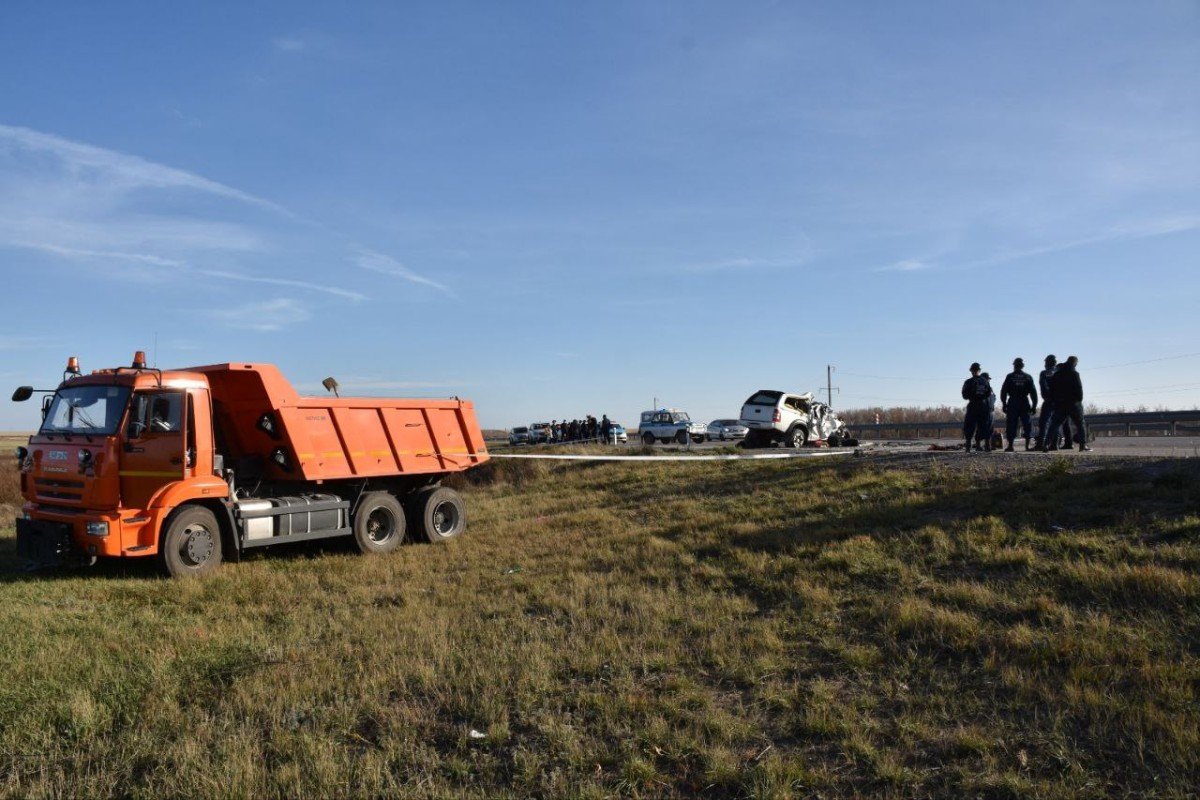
(609, 423), (629, 443)
(529, 422), (553, 443)
(739, 390), (852, 448)
(707, 419), (749, 441)
(508, 426), (532, 446)
(638, 409), (708, 444)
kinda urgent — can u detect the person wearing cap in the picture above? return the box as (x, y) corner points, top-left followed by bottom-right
(1001, 358), (1038, 451)
(1042, 356), (1092, 452)
(961, 362), (993, 452)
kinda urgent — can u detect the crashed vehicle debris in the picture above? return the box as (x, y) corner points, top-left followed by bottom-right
(738, 389), (856, 448)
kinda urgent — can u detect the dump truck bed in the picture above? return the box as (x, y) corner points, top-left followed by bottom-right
(194, 363), (488, 481)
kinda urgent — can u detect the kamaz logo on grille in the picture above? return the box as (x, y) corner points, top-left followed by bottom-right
(47, 450), (69, 461)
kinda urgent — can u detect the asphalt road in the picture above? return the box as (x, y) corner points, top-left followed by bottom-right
(575, 436), (1199, 458)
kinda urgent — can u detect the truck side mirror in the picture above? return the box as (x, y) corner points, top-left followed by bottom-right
(11, 386), (33, 402)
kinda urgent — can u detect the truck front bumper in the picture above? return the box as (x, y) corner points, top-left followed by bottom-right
(16, 517), (75, 568)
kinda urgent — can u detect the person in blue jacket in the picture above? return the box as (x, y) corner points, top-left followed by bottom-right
(1036, 355), (1072, 450)
(978, 373), (998, 450)
(1001, 358), (1039, 451)
(1042, 356), (1092, 452)
(961, 363), (994, 452)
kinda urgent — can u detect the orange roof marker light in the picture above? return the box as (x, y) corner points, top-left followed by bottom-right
(65, 356), (80, 375)
(132, 350), (147, 369)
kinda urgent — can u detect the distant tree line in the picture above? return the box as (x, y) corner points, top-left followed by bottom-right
(836, 403), (1191, 425)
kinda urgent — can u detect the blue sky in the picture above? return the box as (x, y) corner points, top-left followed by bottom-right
(1, 1), (1197, 429)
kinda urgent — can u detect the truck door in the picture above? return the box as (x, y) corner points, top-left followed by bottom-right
(120, 390), (186, 510)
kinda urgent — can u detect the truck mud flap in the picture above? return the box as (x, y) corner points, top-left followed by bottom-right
(16, 518), (74, 568)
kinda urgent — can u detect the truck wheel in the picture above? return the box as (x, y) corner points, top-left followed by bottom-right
(353, 492), (406, 554)
(159, 505), (223, 578)
(675, 430), (688, 444)
(642, 432), (656, 446)
(409, 486), (467, 543)
(786, 426), (808, 449)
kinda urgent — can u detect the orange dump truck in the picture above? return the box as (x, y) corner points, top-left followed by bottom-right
(12, 353), (489, 577)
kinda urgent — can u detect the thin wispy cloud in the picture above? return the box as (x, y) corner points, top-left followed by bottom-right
(0, 122), (408, 317)
(198, 269), (367, 302)
(272, 37), (306, 53)
(355, 248), (454, 296)
(884, 215), (1200, 275)
(682, 255), (809, 272)
(877, 258), (930, 273)
(0, 123), (287, 214)
(9, 241), (186, 267)
(0, 336), (63, 351)
(214, 298), (310, 332)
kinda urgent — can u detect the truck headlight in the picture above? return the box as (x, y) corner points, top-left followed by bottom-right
(85, 521), (110, 537)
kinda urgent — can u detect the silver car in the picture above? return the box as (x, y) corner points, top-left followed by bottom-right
(708, 419), (749, 441)
(508, 426), (532, 446)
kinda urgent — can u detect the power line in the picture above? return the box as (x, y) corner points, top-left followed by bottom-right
(840, 371), (955, 382)
(840, 351), (1200, 383)
(1090, 352), (1200, 370)
(1090, 384), (1200, 397)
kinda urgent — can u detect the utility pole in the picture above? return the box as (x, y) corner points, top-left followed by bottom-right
(826, 364), (838, 408)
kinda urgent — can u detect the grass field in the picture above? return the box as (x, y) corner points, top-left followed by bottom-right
(0, 449), (1197, 798)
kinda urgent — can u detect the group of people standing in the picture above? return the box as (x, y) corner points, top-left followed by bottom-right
(550, 415), (613, 443)
(961, 355), (1090, 453)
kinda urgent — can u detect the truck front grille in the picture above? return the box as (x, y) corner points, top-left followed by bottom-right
(34, 478), (84, 502)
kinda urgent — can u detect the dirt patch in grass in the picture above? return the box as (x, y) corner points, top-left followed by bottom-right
(0, 452), (1197, 797)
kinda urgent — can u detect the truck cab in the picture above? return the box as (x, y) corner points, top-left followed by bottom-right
(17, 362), (226, 567)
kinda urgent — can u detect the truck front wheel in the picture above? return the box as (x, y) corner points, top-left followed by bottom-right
(353, 492), (406, 554)
(408, 486), (467, 543)
(159, 505), (223, 578)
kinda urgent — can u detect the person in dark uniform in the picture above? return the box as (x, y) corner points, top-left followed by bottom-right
(1001, 358), (1038, 451)
(1036, 355), (1071, 450)
(600, 414), (612, 443)
(1042, 355), (1091, 452)
(961, 363), (992, 452)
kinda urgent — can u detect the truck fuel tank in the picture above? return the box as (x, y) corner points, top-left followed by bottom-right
(236, 494), (348, 541)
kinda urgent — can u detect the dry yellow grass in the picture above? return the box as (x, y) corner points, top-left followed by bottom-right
(0, 451), (1197, 798)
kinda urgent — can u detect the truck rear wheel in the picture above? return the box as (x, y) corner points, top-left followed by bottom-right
(642, 432), (655, 446)
(353, 492), (406, 554)
(408, 486), (467, 543)
(159, 505), (223, 578)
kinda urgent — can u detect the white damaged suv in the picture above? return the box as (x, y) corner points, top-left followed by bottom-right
(739, 390), (852, 448)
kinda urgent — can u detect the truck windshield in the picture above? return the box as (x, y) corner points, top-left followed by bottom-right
(671, 412), (691, 422)
(39, 386), (131, 436)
